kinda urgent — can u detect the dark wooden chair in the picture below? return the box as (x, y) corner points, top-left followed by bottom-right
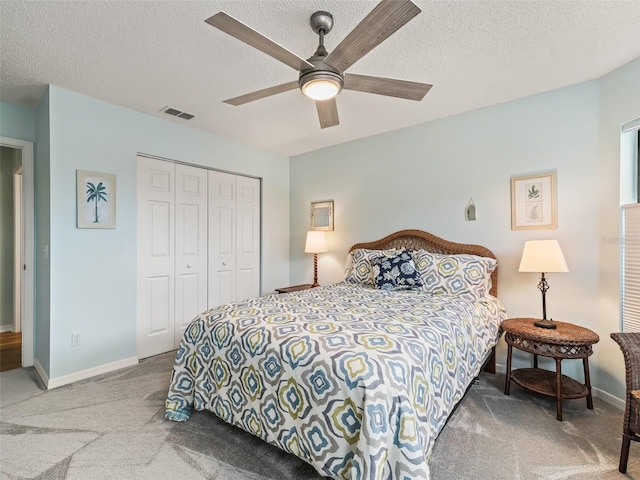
(611, 332), (640, 473)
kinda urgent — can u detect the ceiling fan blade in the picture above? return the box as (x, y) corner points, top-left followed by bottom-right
(344, 73), (432, 101)
(223, 81), (299, 106)
(316, 98), (339, 129)
(325, 0), (421, 73)
(206, 12), (313, 71)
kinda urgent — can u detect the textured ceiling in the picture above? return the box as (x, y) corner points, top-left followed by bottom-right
(1, 0), (639, 156)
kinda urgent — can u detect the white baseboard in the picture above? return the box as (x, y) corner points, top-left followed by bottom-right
(0, 325), (14, 333)
(494, 362), (624, 411)
(33, 357), (49, 387)
(593, 387), (625, 411)
(43, 356), (139, 390)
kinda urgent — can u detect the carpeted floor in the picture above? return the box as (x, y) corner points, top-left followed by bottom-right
(0, 352), (637, 479)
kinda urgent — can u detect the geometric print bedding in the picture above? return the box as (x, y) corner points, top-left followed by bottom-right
(413, 250), (497, 301)
(165, 283), (507, 480)
(346, 248), (496, 301)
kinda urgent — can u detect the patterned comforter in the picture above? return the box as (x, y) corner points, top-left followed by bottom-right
(165, 283), (506, 479)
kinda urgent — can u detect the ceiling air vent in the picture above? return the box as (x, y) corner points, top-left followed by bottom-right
(160, 106), (195, 120)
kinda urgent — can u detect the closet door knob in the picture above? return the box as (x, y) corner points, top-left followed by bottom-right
(222, 262), (227, 266)
(187, 264), (192, 269)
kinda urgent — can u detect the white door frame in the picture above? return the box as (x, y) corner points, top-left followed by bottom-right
(0, 136), (34, 367)
(13, 166), (23, 332)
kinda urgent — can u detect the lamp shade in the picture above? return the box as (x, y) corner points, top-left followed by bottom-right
(305, 231), (328, 254)
(518, 239), (569, 273)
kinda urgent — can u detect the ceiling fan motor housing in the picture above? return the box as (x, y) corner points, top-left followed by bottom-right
(299, 11), (343, 99)
(299, 58), (344, 89)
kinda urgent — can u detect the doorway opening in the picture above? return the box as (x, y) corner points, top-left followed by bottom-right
(0, 137), (34, 371)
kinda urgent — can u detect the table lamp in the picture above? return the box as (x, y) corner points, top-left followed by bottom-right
(518, 239), (569, 329)
(305, 231), (328, 287)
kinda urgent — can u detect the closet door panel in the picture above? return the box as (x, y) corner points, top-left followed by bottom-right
(175, 164), (208, 347)
(236, 175), (260, 301)
(215, 270), (235, 307)
(209, 171), (237, 308)
(148, 276), (171, 333)
(137, 157), (175, 358)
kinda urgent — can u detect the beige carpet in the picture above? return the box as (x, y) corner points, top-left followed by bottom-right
(0, 352), (637, 479)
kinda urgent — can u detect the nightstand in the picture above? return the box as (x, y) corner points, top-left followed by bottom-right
(275, 284), (314, 294)
(501, 317), (599, 421)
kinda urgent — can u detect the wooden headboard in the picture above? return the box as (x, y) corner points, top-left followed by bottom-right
(349, 229), (498, 297)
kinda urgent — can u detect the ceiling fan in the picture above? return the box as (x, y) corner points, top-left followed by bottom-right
(205, 0), (432, 129)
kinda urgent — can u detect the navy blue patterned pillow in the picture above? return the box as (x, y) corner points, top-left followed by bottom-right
(372, 251), (423, 290)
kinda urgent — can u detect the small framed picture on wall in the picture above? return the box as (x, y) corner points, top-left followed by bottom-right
(311, 200), (334, 231)
(76, 170), (116, 229)
(511, 172), (557, 230)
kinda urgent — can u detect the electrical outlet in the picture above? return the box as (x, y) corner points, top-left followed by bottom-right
(72, 332), (81, 347)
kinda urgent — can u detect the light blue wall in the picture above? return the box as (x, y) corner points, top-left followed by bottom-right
(0, 102), (36, 142)
(46, 86), (290, 379)
(35, 88), (51, 374)
(1, 89), (291, 381)
(594, 58), (640, 394)
(1, 100), (42, 366)
(291, 57), (640, 400)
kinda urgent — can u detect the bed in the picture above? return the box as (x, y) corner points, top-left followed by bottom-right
(165, 229), (506, 479)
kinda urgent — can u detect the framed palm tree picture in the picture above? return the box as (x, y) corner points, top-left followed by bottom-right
(76, 170), (116, 229)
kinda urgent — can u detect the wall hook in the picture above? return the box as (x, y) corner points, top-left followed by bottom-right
(465, 198), (476, 221)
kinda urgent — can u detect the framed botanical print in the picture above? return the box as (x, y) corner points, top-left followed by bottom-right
(511, 172), (557, 230)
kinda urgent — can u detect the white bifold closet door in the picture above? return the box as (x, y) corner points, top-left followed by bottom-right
(174, 164), (208, 343)
(137, 157), (208, 359)
(208, 171), (260, 308)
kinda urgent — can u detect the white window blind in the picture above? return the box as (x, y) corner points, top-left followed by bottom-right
(622, 204), (640, 332)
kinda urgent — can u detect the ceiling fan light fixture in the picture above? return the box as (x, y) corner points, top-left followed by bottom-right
(299, 72), (343, 101)
(209, 1), (430, 129)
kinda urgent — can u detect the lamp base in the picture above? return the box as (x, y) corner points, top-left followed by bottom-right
(534, 319), (557, 329)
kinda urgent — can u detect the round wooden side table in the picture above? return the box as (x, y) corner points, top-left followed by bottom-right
(501, 317), (600, 421)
